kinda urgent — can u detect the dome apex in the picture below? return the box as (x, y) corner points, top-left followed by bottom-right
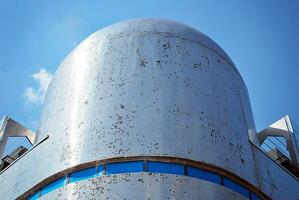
(85, 18), (234, 66)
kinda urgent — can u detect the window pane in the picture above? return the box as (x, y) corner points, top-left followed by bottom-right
(69, 167), (96, 183)
(187, 166), (221, 184)
(96, 165), (104, 176)
(251, 192), (261, 200)
(147, 162), (184, 175)
(27, 191), (40, 200)
(41, 176), (66, 196)
(223, 177), (250, 198)
(106, 161), (143, 175)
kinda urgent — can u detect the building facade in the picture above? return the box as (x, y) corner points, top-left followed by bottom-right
(0, 19), (298, 200)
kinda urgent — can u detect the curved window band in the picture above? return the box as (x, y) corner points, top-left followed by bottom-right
(26, 158), (266, 200)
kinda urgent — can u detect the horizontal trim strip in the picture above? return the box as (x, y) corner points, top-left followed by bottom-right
(20, 156), (270, 200)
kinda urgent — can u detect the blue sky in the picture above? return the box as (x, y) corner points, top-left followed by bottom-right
(0, 0), (298, 132)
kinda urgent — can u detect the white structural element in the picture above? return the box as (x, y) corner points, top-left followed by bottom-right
(0, 19), (298, 200)
(0, 116), (35, 158)
(258, 115), (299, 168)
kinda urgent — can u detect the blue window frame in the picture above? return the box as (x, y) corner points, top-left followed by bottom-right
(187, 166), (221, 184)
(27, 191), (40, 200)
(69, 166), (96, 183)
(251, 192), (261, 200)
(223, 177), (250, 198)
(147, 161), (184, 175)
(41, 176), (66, 196)
(106, 161), (143, 175)
(96, 165), (104, 176)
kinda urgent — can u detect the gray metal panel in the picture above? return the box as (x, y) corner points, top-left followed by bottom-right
(0, 138), (49, 199)
(40, 173), (249, 200)
(252, 143), (299, 199)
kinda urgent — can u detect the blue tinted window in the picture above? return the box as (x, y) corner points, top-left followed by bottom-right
(223, 177), (250, 198)
(69, 166), (96, 183)
(147, 162), (184, 175)
(251, 192), (261, 200)
(41, 176), (66, 196)
(96, 165), (104, 176)
(187, 166), (221, 184)
(27, 191), (40, 200)
(106, 161), (143, 175)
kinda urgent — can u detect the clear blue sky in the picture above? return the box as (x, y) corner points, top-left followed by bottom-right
(0, 0), (298, 132)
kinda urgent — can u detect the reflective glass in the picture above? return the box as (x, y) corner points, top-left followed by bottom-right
(69, 166), (96, 183)
(41, 176), (66, 196)
(187, 166), (221, 184)
(147, 162), (184, 175)
(106, 161), (143, 175)
(96, 165), (104, 176)
(223, 177), (250, 198)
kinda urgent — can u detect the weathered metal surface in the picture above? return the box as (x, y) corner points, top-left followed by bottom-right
(38, 18), (258, 182)
(2, 19), (298, 200)
(0, 18), (261, 199)
(39, 173), (249, 200)
(252, 143), (299, 199)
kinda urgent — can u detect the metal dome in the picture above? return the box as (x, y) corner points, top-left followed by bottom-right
(87, 18), (234, 64)
(37, 17), (257, 182)
(0, 18), (261, 199)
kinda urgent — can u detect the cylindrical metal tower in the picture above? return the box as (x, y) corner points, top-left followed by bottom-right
(4, 19), (265, 200)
